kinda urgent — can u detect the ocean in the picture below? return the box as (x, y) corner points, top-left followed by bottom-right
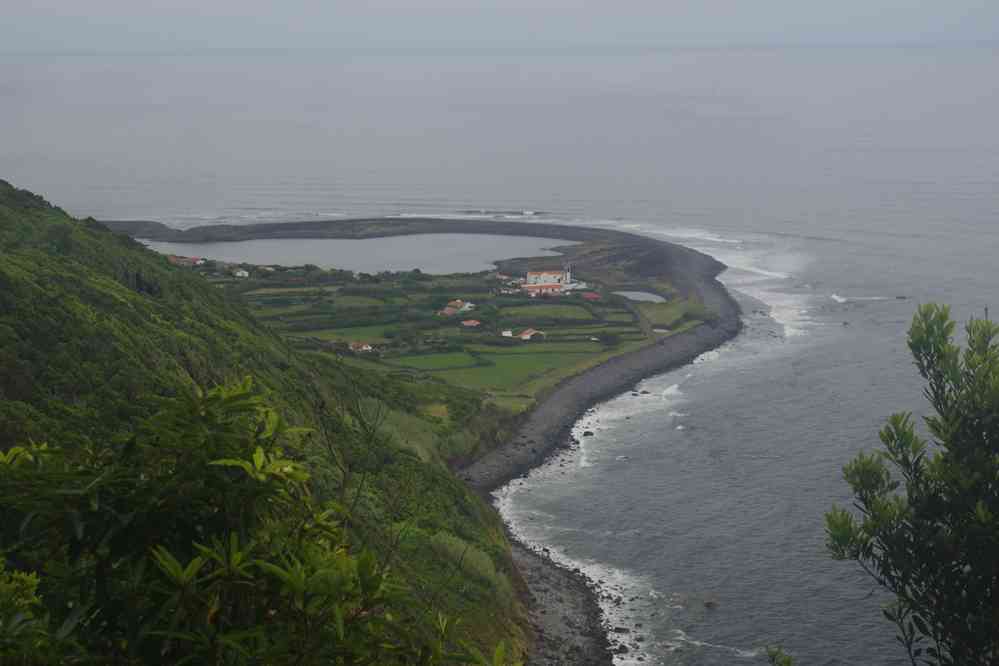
(3, 45), (997, 664)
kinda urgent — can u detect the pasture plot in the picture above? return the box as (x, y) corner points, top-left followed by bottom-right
(249, 303), (315, 316)
(500, 304), (595, 320)
(245, 286), (337, 296)
(548, 324), (642, 337)
(637, 301), (692, 329)
(307, 325), (397, 343)
(333, 294), (385, 307)
(436, 352), (584, 391)
(386, 352), (479, 371)
(517, 339), (652, 396)
(465, 342), (603, 354)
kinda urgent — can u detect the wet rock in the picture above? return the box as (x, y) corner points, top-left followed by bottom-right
(582, 430), (595, 437)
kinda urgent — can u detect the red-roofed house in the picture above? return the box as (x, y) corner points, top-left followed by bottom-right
(461, 319), (482, 328)
(518, 328), (546, 341)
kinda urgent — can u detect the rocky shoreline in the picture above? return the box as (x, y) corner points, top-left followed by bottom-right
(106, 215), (742, 665)
(461, 250), (741, 664)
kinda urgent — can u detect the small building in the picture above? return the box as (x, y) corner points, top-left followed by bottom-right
(518, 328), (546, 341)
(438, 306), (459, 317)
(526, 268), (570, 285)
(581, 291), (602, 301)
(461, 319), (482, 328)
(233, 269), (250, 278)
(349, 342), (373, 353)
(501, 330), (514, 337)
(447, 299), (465, 309)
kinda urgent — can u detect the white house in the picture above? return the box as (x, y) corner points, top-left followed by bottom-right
(233, 269), (250, 278)
(525, 267), (570, 286)
(501, 330), (514, 337)
(523, 266), (573, 297)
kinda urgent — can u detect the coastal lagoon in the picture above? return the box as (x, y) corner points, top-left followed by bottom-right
(144, 234), (572, 274)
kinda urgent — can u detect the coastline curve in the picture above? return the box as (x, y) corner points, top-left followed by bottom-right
(105, 216), (743, 665)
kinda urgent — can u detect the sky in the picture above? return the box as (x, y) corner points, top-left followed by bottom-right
(1, 1), (997, 53)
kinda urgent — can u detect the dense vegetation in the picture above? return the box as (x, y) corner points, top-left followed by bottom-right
(0, 181), (527, 662)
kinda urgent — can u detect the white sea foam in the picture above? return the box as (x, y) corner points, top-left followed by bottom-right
(738, 286), (813, 337)
(496, 483), (665, 666)
(662, 383), (683, 398)
(668, 629), (762, 659)
(831, 293), (893, 303)
(654, 227), (744, 245)
(693, 348), (722, 365)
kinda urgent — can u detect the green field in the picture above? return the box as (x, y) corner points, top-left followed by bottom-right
(333, 294), (386, 307)
(387, 352), (479, 370)
(547, 324), (639, 336)
(500, 304), (595, 320)
(306, 324), (397, 343)
(465, 341), (602, 354)
(637, 301), (691, 328)
(435, 352), (584, 391)
(245, 286), (335, 296)
(248, 303), (314, 316)
(229, 262), (681, 411)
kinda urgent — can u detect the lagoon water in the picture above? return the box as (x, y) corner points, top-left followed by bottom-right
(3, 46), (998, 664)
(144, 234), (573, 274)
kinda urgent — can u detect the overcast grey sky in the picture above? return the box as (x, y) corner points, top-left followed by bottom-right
(2, 1), (997, 53)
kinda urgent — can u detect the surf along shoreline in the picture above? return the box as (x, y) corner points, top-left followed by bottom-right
(107, 216), (743, 665)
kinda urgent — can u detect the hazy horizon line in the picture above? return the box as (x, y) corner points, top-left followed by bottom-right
(2, 39), (997, 58)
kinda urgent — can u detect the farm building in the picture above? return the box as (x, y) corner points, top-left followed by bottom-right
(461, 319), (482, 328)
(525, 267), (571, 285)
(518, 328), (546, 341)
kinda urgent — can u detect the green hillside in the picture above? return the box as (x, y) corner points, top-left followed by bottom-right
(0, 181), (526, 663)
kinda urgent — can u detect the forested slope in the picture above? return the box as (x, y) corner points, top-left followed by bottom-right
(0, 181), (527, 662)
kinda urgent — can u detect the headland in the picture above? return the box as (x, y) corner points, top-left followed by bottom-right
(105, 216), (742, 664)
